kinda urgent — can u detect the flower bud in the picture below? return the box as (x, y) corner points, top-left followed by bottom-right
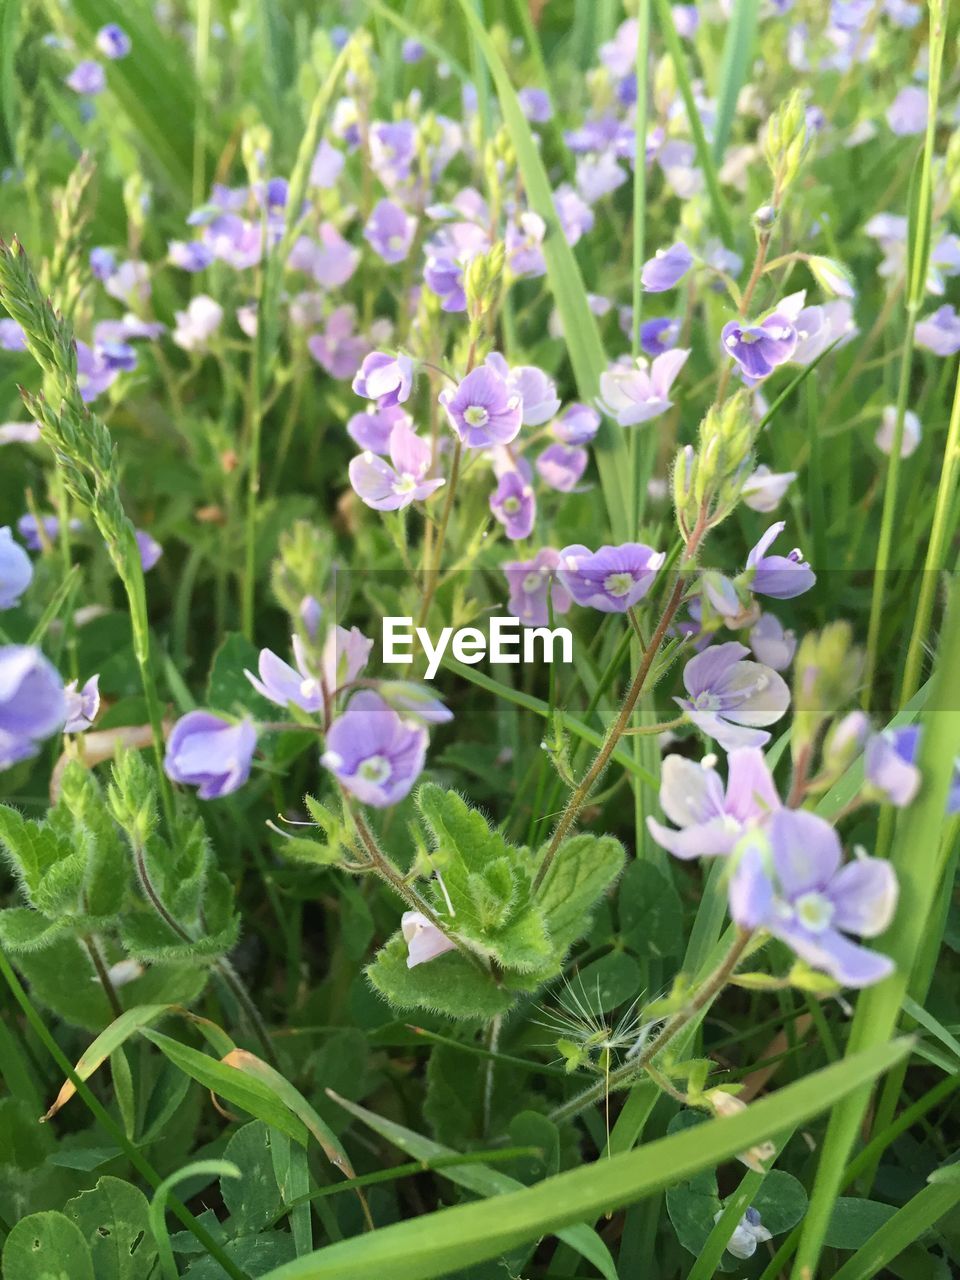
(241, 123), (273, 188)
(753, 204), (777, 231)
(764, 89), (808, 202)
(819, 709), (870, 782)
(672, 444), (699, 536)
(808, 255), (856, 299)
(465, 241), (506, 324)
(791, 622), (863, 759)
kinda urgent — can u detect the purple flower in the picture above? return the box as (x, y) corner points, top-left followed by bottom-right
(164, 711), (257, 799)
(136, 530), (163, 572)
(322, 625), (374, 695)
(864, 726), (921, 807)
(490, 471), (536, 540)
(172, 295), (223, 352)
(103, 261), (150, 308)
(886, 85), (927, 136)
(506, 212), (546, 279)
(519, 87), (552, 123)
(0, 528), (32, 609)
(202, 214), (262, 270)
(552, 403), (600, 445)
(17, 515), (60, 551)
(672, 4), (700, 37)
(647, 747), (781, 860)
(401, 39), (426, 63)
(558, 542), (664, 613)
(307, 305), (368, 380)
(402, 911), (456, 967)
(246, 636), (325, 713)
(640, 317), (681, 356)
(503, 548), (572, 627)
(0, 422), (41, 446)
(347, 403), (412, 453)
(575, 153), (628, 204)
(749, 614), (796, 671)
(349, 424), (444, 511)
(744, 523), (815, 599)
(423, 222), (489, 312)
(553, 185), (594, 245)
(299, 596), (322, 639)
(0, 319), (26, 351)
(310, 139), (345, 188)
(678, 642), (790, 751)
(369, 121), (417, 189)
(641, 242), (693, 292)
(168, 240), (215, 272)
(66, 60), (106, 95)
(722, 312), (798, 379)
(536, 443), (588, 492)
(915, 305), (960, 356)
(352, 352), (414, 406)
(485, 355), (559, 427)
(730, 810), (898, 988)
(0, 646), (66, 771)
(63, 674), (100, 733)
(875, 406), (921, 458)
(90, 247), (117, 280)
(321, 690), (427, 807)
(96, 23), (131, 58)
(598, 349), (689, 426)
(742, 466), (797, 513)
(76, 341), (118, 402)
(364, 199), (417, 265)
(440, 365), (523, 448)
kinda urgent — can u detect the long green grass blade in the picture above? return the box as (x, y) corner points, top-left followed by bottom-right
(712, 0), (760, 161)
(829, 1171), (960, 1280)
(791, 579), (960, 1279)
(259, 1037), (912, 1280)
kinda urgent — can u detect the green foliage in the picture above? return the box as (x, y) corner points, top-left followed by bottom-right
(62, 1177), (157, 1280)
(367, 786), (625, 1017)
(1, 1210), (95, 1280)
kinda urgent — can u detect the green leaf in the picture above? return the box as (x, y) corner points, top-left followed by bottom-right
(63, 1176), (157, 1280)
(221, 1123), (286, 1237)
(0, 807), (74, 908)
(823, 1198), (898, 1249)
(259, 1038), (912, 1280)
(2, 1210), (95, 1280)
(572, 952), (643, 1015)
(830, 1174), (960, 1280)
(366, 932), (514, 1021)
(0, 908), (72, 953)
(56, 764), (129, 919)
(538, 833), (626, 956)
(618, 861), (683, 959)
(711, 0), (760, 162)
(184, 1234), (296, 1278)
(207, 632), (272, 718)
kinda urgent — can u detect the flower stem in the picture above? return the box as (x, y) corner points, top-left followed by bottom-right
(82, 934), (123, 1020)
(548, 928), (752, 1125)
(416, 438), (462, 629)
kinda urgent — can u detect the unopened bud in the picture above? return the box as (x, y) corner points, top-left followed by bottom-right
(764, 89), (808, 202)
(792, 623), (863, 758)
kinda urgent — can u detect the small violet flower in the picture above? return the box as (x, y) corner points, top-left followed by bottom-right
(730, 809), (898, 988)
(502, 548), (572, 627)
(63, 675), (100, 733)
(598, 349), (690, 426)
(347, 403), (412, 454)
(641, 242), (693, 292)
(744, 523), (816, 599)
(0, 528), (33, 609)
(439, 365), (523, 448)
(749, 613), (797, 671)
(172, 295), (223, 352)
(552, 403), (600, 445)
(864, 726), (922, 807)
(350, 424), (444, 511)
(352, 351), (414, 406)
(678, 641), (790, 751)
(485, 355), (560, 427)
(321, 690), (427, 807)
(66, 60), (106, 95)
(741, 465), (797, 513)
(96, 23), (131, 58)
(246, 636), (325, 714)
(875, 406), (921, 458)
(164, 711), (257, 799)
(639, 317), (681, 356)
(647, 747), (781, 860)
(719, 1207), (773, 1261)
(364, 199), (417, 265)
(0, 646), (66, 771)
(402, 911), (456, 968)
(490, 471), (536, 540)
(915, 305), (960, 357)
(536, 443), (588, 492)
(136, 530), (163, 572)
(722, 311), (798, 380)
(558, 542), (665, 613)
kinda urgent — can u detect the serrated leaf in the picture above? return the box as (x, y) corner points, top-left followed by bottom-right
(63, 1176), (157, 1280)
(0, 807), (73, 907)
(0, 907), (73, 953)
(366, 931), (514, 1021)
(1, 1210), (95, 1280)
(56, 764), (129, 918)
(539, 833), (626, 956)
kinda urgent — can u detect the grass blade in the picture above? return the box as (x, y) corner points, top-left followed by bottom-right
(258, 1037), (912, 1280)
(712, 0), (760, 162)
(829, 1172), (960, 1280)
